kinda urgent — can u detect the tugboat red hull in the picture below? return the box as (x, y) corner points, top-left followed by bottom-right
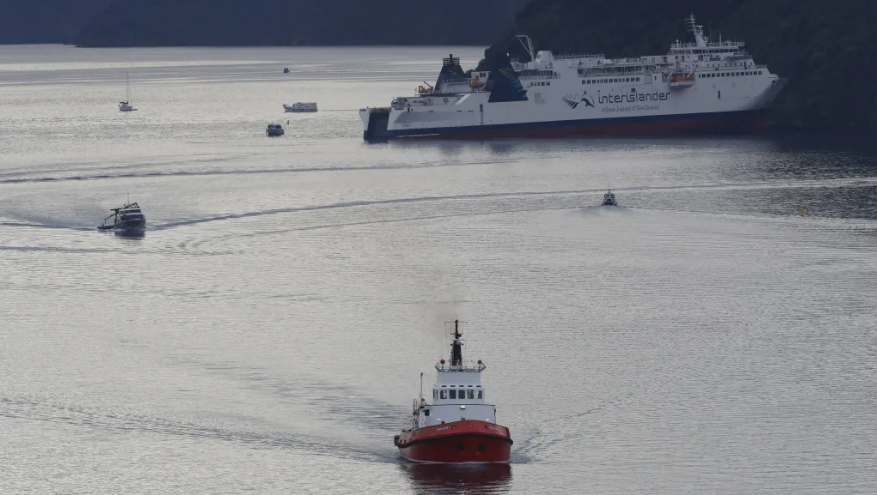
(396, 420), (512, 463)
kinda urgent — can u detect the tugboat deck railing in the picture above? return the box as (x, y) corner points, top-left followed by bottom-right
(435, 360), (486, 372)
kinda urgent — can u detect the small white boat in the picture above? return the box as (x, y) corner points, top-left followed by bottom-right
(601, 189), (617, 206)
(283, 102), (318, 113)
(266, 123), (285, 137)
(119, 73), (137, 112)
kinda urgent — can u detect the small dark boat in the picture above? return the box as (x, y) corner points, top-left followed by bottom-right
(283, 67), (290, 74)
(601, 189), (617, 206)
(266, 123), (285, 137)
(98, 202), (146, 237)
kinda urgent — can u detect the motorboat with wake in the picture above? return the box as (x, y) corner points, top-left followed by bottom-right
(394, 320), (512, 463)
(601, 189), (617, 206)
(98, 202), (146, 236)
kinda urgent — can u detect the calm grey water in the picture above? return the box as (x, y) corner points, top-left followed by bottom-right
(1, 45), (876, 494)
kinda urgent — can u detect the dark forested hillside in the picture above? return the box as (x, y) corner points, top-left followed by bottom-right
(0, 0), (113, 43)
(481, 0), (877, 131)
(73, 0), (530, 47)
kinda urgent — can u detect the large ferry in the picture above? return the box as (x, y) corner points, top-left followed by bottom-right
(361, 14), (787, 141)
(394, 321), (512, 463)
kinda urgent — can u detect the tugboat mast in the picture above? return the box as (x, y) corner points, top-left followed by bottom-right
(450, 320), (463, 367)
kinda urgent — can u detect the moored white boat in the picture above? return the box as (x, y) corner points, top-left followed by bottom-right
(283, 102), (318, 113)
(119, 72), (137, 112)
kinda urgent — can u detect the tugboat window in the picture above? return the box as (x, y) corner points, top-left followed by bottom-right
(440, 390), (447, 399)
(424, 409), (430, 416)
(467, 390), (474, 399)
(449, 390), (457, 399)
(478, 391), (483, 399)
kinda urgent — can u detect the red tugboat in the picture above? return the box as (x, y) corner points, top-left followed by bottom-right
(395, 321), (512, 463)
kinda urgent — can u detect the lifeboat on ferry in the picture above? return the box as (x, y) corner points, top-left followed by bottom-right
(394, 320), (512, 464)
(669, 73), (696, 89)
(469, 76), (486, 90)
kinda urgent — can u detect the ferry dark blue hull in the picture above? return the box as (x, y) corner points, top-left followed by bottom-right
(364, 110), (767, 142)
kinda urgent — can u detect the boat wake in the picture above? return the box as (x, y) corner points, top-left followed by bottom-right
(0, 392), (393, 464)
(0, 157), (516, 186)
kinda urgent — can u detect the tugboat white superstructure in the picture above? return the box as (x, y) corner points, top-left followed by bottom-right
(361, 14), (787, 141)
(394, 320), (512, 463)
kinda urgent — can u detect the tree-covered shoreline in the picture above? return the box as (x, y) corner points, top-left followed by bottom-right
(72, 0), (529, 47)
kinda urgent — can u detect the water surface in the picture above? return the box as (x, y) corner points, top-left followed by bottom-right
(1, 45), (876, 494)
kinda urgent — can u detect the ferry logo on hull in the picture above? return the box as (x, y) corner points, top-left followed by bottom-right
(599, 89), (671, 105)
(562, 91), (595, 109)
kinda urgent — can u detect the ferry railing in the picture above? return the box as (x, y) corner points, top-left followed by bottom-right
(518, 71), (559, 80)
(578, 67), (650, 77)
(554, 53), (605, 60)
(671, 40), (744, 49)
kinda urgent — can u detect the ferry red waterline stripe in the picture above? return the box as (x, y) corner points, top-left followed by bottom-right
(396, 321), (512, 464)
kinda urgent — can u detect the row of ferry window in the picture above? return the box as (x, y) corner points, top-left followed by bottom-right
(582, 77), (642, 85)
(433, 389), (483, 400)
(528, 81), (551, 87)
(702, 70), (764, 77)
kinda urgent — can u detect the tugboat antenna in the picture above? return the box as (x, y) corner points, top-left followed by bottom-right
(451, 319), (463, 366)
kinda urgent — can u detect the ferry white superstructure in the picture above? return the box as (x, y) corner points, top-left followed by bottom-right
(361, 14), (787, 141)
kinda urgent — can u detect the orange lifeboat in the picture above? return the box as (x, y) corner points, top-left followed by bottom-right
(669, 73), (696, 89)
(469, 76), (486, 90)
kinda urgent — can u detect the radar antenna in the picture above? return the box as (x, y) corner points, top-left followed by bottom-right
(686, 13), (707, 48)
(514, 35), (535, 62)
